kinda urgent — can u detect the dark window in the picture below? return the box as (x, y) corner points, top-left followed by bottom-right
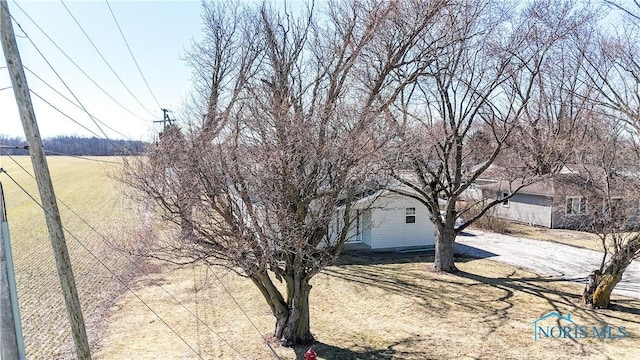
(566, 196), (586, 215)
(500, 191), (509, 207)
(406, 207), (416, 223)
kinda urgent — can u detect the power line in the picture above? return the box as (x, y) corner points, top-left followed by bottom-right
(24, 65), (153, 136)
(105, 0), (162, 110)
(205, 264), (282, 360)
(60, 0), (156, 119)
(0, 167), (206, 359)
(42, 151), (122, 164)
(5, 3), (122, 141)
(15, 86), (142, 157)
(24, 65), (83, 108)
(0, 29), (24, 38)
(1, 154), (250, 359)
(29, 89), (104, 138)
(10, 1), (151, 125)
(30, 89), (128, 139)
(1, 144), (128, 164)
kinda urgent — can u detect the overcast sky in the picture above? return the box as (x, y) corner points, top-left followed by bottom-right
(1, 0), (204, 141)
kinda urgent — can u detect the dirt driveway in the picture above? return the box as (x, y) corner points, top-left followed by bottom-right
(455, 229), (640, 300)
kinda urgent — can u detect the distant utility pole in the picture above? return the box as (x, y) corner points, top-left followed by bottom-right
(0, 2), (91, 359)
(155, 108), (174, 130)
(0, 181), (25, 360)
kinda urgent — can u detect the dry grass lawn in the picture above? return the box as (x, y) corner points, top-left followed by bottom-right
(496, 222), (604, 252)
(95, 252), (640, 359)
(3, 156), (637, 359)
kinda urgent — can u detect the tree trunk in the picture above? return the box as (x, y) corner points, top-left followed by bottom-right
(251, 271), (314, 347)
(582, 269), (622, 309)
(276, 278), (313, 346)
(583, 236), (640, 308)
(591, 272), (622, 308)
(434, 227), (458, 273)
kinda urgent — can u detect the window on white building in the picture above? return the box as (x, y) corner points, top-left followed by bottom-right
(406, 207), (416, 223)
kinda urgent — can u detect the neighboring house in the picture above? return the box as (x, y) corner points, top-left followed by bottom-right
(339, 189), (436, 250)
(467, 164), (635, 229)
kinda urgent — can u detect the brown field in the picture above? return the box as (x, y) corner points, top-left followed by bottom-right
(2, 156), (639, 359)
(1, 155), (138, 358)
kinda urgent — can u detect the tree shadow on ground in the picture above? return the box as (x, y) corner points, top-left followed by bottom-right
(336, 248), (481, 267)
(456, 267), (640, 325)
(320, 249), (640, 359)
(326, 251), (518, 337)
(329, 249), (640, 334)
(609, 301), (640, 316)
(292, 338), (434, 360)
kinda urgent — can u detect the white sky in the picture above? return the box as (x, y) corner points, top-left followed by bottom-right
(1, 0), (204, 142)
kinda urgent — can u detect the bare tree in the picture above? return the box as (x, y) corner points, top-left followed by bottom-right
(382, 0), (594, 272)
(564, 117), (640, 308)
(122, 0), (448, 346)
(578, 1), (640, 308)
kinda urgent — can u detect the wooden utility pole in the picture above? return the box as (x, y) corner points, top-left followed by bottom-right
(0, 181), (25, 360)
(0, 1), (91, 359)
(154, 108), (174, 130)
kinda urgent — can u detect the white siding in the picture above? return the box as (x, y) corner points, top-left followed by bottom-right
(369, 194), (435, 249)
(362, 210), (373, 246)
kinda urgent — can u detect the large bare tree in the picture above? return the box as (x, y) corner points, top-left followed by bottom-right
(383, 0), (596, 272)
(579, 0), (640, 308)
(123, 0), (449, 346)
(573, 118), (640, 308)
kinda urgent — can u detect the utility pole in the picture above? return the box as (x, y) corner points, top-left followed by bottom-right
(0, 181), (25, 360)
(0, 2), (91, 359)
(155, 108), (174, 130)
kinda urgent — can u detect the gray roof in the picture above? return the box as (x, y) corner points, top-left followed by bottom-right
(476, 173), (605, 197)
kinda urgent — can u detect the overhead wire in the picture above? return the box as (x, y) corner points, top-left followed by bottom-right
(205, 263), (282, 360)
(29, 89), (105, 138)
(1, 153), (251, 359)
(24, 65), (153, 136)
(105, 0), (163, 110)
(9, 1), (151, 125)
(5, 1), (121, 140)
(4, 85), (143, 162)
(0, 167), (206, 359)
(59, 0), (156, 119)
(42, 150), (123, 164)
(0, 146), (120, 164)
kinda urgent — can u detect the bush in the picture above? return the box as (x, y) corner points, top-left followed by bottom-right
(463, 203), (512, 234)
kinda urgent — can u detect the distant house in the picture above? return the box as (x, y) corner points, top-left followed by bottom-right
(466, 165), (637, 229)
(338, 189), (436, 250)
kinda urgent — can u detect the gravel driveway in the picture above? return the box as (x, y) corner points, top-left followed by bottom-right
(454, 229), (640, 300)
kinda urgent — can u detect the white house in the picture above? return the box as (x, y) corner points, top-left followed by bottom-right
(340, 190), (436, 250)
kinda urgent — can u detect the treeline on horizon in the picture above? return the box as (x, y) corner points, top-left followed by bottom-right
(0, 135), (148, 156)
